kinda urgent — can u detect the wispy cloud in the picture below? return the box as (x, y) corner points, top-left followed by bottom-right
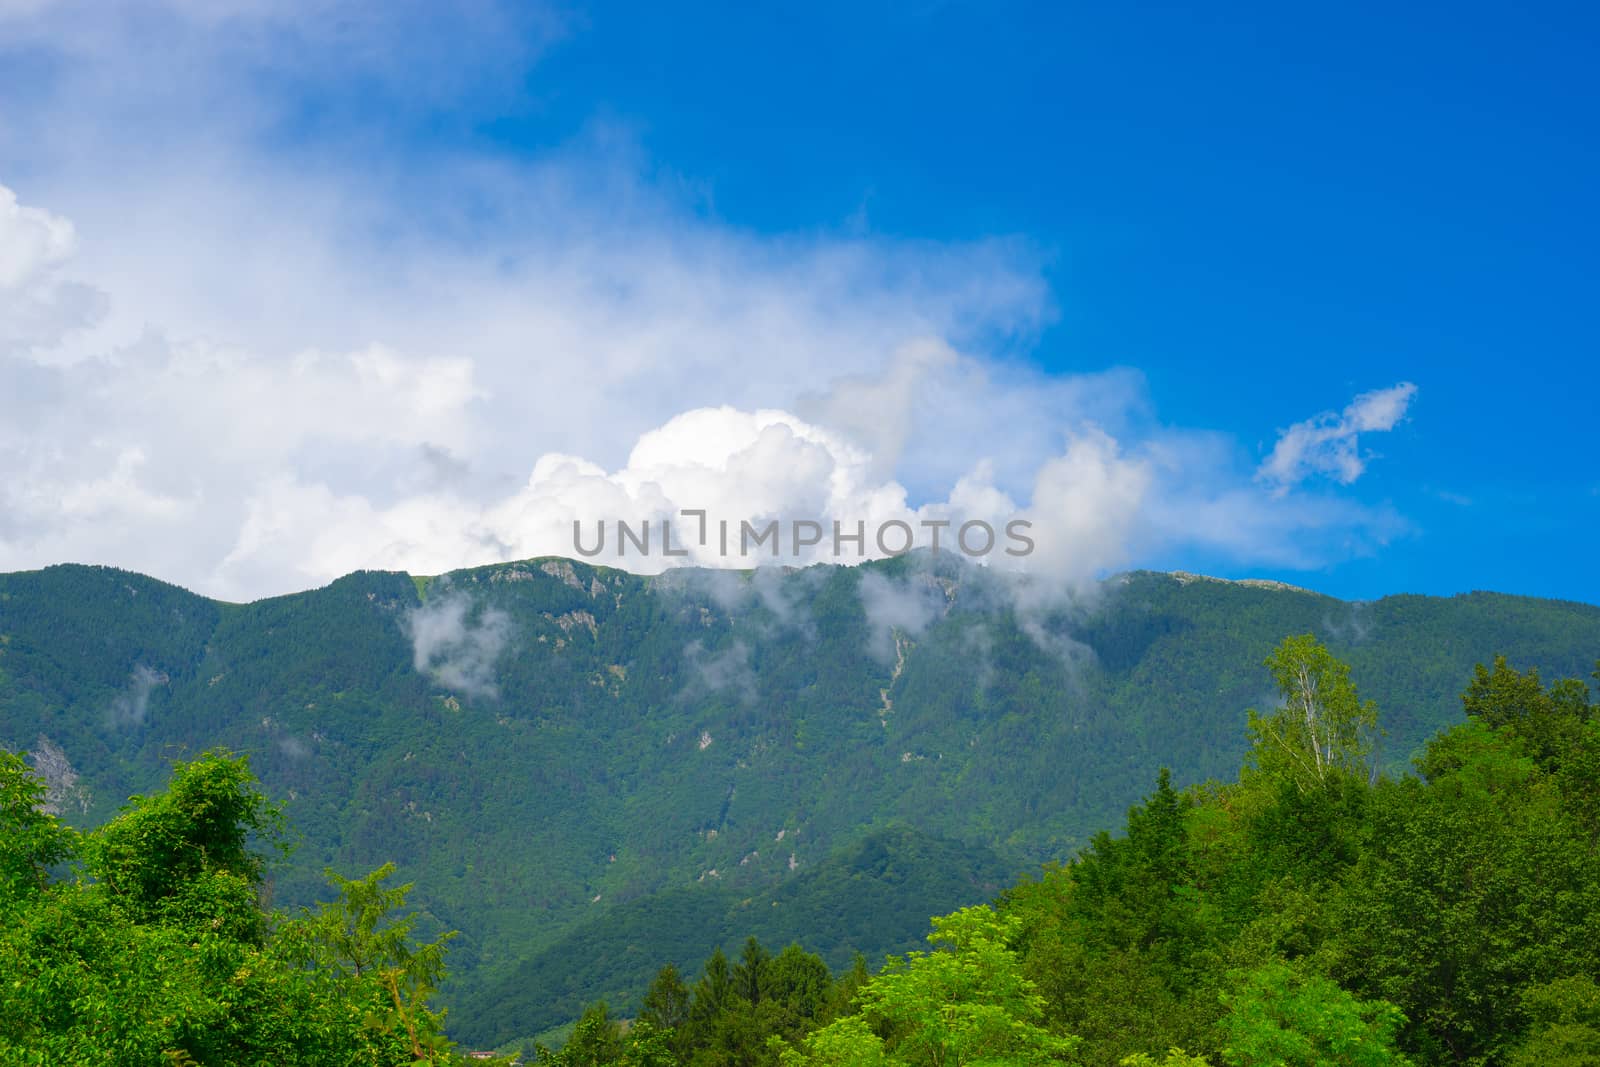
(0, 3), (1420, 599)
(108, 664), (166, 726)
(404, 591), (512, 700)
(682, 639), (758, 706)
(1257, 382), (1417, 493)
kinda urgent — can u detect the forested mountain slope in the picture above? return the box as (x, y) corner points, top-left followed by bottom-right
(2, 556), (1596, 1040)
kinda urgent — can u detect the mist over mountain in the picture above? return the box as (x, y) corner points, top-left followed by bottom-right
(3, 555), (1597, 1045)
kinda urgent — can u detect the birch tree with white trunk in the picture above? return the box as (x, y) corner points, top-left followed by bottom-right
(1247, 634), (1379, 793)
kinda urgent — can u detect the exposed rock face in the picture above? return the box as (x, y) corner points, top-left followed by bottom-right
(29, 735), (92, 816)
(544, 610), (599, 638)
(540, 559), (587, 590)
(1168, 570), (1314, 595)
(489, 566), (536, 583)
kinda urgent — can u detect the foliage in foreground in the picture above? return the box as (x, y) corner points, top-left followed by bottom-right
(536, 639), (1600, 1067)
(5, 635), (1598, 1067)
(7, 559), (1600, 1047)
(0, 748), (498, 1066)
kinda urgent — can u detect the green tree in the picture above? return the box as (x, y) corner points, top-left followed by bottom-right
(1009, 769), (1217, 1064)
(762, 944), (835, 1041)
(826, 954), (872, 1023)
(84, 749), (284, 937)
(537, 1002), (626, 1066)
(620, 1018), (682, 1067)
(0, 748), (465, 1066)
(282, 862), (458, 1063)
(1508, 976), (1600, 1067)
(735, 937), (770, 1007)
(684, 946), (735, 1055)
(1070, 768), (1204, 965)
(1247, 636), (1379, 793)
(779, 905), (1078, 1066)
(1461, 655), (1595, 767)
(1338, 673), (1600, 1063)
(1218, 962), (1411, 1067)
(0, 749), (75, 906)
(774, 1015), (889, 1067)
(1122, 1052), (1213, 1067)
(641, 963), (692, 1033)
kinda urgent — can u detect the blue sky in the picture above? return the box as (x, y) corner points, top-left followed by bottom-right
(0, 1), (1595, 603)
(512, 2), (1599, 601)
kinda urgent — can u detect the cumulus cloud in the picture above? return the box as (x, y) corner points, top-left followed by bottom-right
(0, 316), (490, 591)
(213, 399), (1151, 595)
(1257, 383), (1418, 493)
(0, 4), (1418, 602)
(0, 184), (107, 354)
(1014, 430), (1150, 589)
(404, 592), (513, 699)
(0, 169), (1412, 600)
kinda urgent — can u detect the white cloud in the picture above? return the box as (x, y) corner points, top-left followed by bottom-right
(857, 569), (950, 663)
(213, 401), (1152, 596)
(0, 5), (1418, 601)
(404, 590), (513, 699)
(1257, 382), (1418, 492)
(0, 159), (1073, 598)
(1016, 430), (1150, 587)
(0, 167), (1413, 601)
(0, 185), (107, 354)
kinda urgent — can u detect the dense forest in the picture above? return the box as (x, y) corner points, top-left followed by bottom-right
(0, 745), (488, 1065)
(3, 557), (1599, 1046)
(516, 640), (1600, 1066)
(4, 638), (1596, 1064)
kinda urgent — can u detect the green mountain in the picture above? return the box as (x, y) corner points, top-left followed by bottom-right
(481, 826), (1014, 1046)
(2, 556), (1597, 1045)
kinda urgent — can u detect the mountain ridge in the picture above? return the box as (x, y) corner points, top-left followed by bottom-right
(13, 555), (1600, 610)
(3, 555), (1598, 1043)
